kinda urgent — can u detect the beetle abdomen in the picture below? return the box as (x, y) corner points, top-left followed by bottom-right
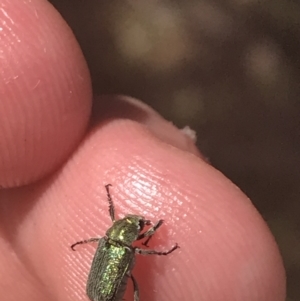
(86, 238), (135, 301)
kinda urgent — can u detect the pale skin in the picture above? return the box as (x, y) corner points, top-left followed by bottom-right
(0, 1), (285, 301)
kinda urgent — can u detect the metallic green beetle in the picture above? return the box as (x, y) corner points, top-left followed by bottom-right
(71, 184), (179, 301)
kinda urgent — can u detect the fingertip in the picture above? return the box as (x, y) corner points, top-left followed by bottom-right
(0, 0), (92, 187)
(11, 100), (285, 301)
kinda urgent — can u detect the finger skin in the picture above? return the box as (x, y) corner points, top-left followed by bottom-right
(0, 1), (285, 300)
(0, 119), (286, 301)
(0, 0), (92, 187)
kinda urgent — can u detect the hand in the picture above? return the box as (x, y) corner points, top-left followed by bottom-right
(0, 1), (285, 301)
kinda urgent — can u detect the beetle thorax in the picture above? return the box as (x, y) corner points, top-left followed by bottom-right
(106, 215), (145, 245)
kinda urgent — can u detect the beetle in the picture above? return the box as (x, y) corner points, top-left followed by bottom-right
(71, 184), (179, 301)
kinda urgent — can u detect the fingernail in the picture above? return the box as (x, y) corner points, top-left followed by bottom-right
(92, 95), (203, 157)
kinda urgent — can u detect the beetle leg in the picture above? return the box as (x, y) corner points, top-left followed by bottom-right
(131, 274), (139, 301)
(135, 243), (179, 256)
(70, 238), (100, 251)
(137, 219), (164, 247)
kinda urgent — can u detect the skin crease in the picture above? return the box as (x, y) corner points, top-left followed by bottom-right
(0, 1), (286, 301)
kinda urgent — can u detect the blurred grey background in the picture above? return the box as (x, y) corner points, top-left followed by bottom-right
(49, 1), (300, 300)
